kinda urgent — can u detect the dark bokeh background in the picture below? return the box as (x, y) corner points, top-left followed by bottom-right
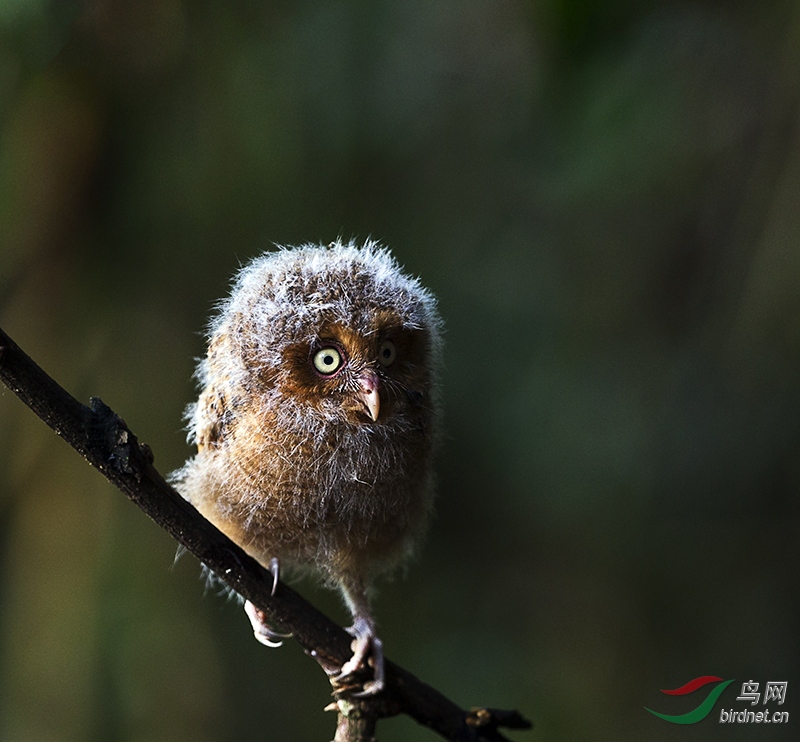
(1, 2), (799, 740)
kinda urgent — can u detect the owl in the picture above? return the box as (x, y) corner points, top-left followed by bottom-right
(173, 240), (442, 694)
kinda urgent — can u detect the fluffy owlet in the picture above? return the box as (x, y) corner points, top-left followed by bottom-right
(173, 240), (442, 694)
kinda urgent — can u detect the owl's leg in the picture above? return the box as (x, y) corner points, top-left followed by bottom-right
(243, 557), (291, 647)
(331, 576), (385, 696)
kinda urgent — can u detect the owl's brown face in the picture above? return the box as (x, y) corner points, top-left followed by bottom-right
(281, 317), (431, 425)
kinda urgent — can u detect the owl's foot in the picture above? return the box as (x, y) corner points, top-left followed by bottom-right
(244, 600), (292, 647)
(329, 616), (385, 697)
(243, 557), (289, 647)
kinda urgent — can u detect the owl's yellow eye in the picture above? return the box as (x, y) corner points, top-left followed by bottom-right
(313, 346), (345, 376)
(377, 340), (396, 367)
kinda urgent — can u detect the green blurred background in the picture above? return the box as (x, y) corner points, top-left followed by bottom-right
(1, 1), (799, 740)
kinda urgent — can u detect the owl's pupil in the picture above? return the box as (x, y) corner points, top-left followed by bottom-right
(324, 354), (334, 365)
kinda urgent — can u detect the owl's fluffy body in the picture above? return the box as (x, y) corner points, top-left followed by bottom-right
(174, 242), (442, 604)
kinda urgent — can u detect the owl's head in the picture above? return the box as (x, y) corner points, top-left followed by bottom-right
(206, 240), (442, 431)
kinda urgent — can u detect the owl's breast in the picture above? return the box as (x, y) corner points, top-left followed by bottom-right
(216, 400), (434, 574)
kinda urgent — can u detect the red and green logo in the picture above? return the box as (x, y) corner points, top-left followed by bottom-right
(646, 676), (735, 724)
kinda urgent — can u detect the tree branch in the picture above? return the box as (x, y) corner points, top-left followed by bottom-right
(0, 324), (531, 741)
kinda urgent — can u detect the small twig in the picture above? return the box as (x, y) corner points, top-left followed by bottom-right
(331, 697), (379, 742)
(0, 324), (532, 741)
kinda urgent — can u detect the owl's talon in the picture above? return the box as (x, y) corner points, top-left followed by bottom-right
(269, 556), (280, 597)
(351, 678), (384, 698)
(244, 599), (292, 647)
(330, 619), (385, 696)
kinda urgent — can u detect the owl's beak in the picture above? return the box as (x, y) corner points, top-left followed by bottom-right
(357, 369), (381, 421)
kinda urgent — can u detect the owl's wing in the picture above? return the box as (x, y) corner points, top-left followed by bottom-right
(194, 385), (228, 451)
(193, 335), (233, 451)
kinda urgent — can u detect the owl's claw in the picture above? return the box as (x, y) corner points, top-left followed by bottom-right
(329, 617), (385, 697)
(243, 558), (284, 646)
(268, 556), (279, 597)
(244, 600), (292, 647)
(242, 557), (287, 646)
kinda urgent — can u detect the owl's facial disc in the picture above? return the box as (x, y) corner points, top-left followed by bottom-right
(356, 368), (381, 421)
